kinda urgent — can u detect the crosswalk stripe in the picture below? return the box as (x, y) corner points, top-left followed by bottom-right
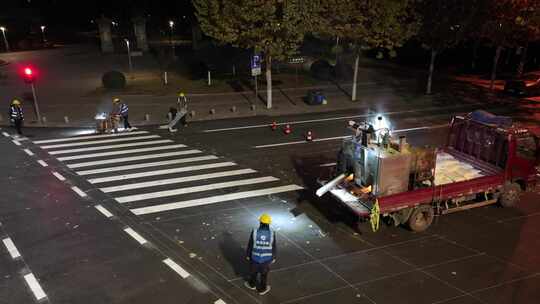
(67, 150), (202, 168)
(131, 184), (304, 215)
(41, 135), (160, 149)
(88, 162), (237, 184)
(100, 169), (256, 193)
(116, 176), (278, 203)
(49, 139), (173, 155)
(33, 131), (149, 144)
(57, 144), (187, 161)
(76, 155), (219, 176)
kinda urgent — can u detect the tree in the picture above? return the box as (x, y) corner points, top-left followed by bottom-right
(474, 0), (532, 89)
(193, 0), (318, 109)
(315, 0), (420, 101)
(418, 0), (485, 94)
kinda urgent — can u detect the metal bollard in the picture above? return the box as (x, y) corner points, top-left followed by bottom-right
(190, 110), (196, 117)
(41, 116), (47, 124)
(251, 104), (256, 111)
(231, 106), (236, 112)
(64, 116), (69, 124)
(209, 109), (215, 115)
(145, 114), (150, 121)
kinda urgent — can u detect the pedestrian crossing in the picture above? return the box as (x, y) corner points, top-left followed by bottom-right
(33, 130), (303, 217)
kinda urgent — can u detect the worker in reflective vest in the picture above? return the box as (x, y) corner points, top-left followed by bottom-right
(113, 97), (132, 130)
(244, 214), (276, 295)
(9, 99), (24, 135)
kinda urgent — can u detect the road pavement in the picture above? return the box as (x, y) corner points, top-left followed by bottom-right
(1, 103), (539, 304)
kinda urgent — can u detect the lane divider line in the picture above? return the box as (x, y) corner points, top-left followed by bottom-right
(2, 237), (22, 259)
(319, 162), (337, 167)
(124, 227), (148, 245)
(23, 273), (47, 301)
(52, 171), (66, 181)
(95, 205), (114, 218)
(23, 149), (34, 156)
(2, 131), (10, 137)
(71, 186), (87, 198)
(253, 124), (448, 148)
(37, 160), (48, 167)
(12, 140), (21, 146)
(163, 258), (190, 279)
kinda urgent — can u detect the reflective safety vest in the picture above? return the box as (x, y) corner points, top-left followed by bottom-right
(9, 105), (23, 120)
(251, 228), (274, 263)
(119, 103), (128, 116)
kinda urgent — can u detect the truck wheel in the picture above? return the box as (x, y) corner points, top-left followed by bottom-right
(499, 182), (521, 208)
(407, 205), (434, 232)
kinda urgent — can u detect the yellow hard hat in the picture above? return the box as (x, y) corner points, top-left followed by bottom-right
(11, 99), (21, 105)
(178, 92), (185, 97)
(112, 97), (121, 103)
(259, 214), (271, 225)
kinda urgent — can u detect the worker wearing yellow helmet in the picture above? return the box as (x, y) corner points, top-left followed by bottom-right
(244, 213), (276, 295)
(9, 98), (24, 135)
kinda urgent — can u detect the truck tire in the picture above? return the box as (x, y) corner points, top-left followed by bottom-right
(499, 182), (521, 208)
(407, 205), (434, 232)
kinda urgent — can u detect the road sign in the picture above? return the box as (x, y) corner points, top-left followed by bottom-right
(251, 54), (261, 76)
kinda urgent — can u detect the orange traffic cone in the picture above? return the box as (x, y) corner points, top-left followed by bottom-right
(283, 124), (292, 135)
(271, 121), (277, 131)
(306, 130), (313, 141)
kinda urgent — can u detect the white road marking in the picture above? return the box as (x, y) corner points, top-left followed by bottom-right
(33, 130), (149, 144)
(203, 104), (480, 132)
(163, 258), (190, 279)
(24, 273), (47, 301)
(76, 155), (219, 176)
(95, 205), (114, 218)
(2, 237), (21, 259)
(124, 227), (148, 245)
(215, 300), (226, 304)
(57, 144), (187, 161)
(37, 160), (48, 167)
(12, 140), (21, 146)
(67, 150), (202, 169)
(40, 135), (160, 149)
(48, 139), (173, 155)
(23, 149), (34, 156)
(52, 171), (66, 181)
(89, 162), (237, 184)
(2, 131), (10, 137)
(131, 184), (304, 215)
(101, 169), (256, 193)
(71, 186), (87, 197)
(254, 124), (448, 148)
(319, 162), (337, 167)
(116, 176), (278, 203)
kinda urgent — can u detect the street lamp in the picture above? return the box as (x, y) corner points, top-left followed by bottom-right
(124, 38), (132, 72)
(0, 26), (9, 52)
(40, 25), (47, 43)
(168, 20), (174, 46)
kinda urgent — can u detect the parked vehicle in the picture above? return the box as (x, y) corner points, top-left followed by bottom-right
(317, 112), (540, 232)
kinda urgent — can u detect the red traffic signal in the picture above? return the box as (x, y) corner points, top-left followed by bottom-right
(22, 66), (36, 84)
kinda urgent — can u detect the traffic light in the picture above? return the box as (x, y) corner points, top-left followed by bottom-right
(22, 67), (35, 84)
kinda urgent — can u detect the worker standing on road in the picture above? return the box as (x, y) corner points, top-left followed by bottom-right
(113, 97), (133, 131)
(244, 214), (276, 295)
(9, 99), (24, 136)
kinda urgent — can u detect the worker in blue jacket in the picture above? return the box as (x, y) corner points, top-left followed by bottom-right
(113, 97), (132, 131)
(244, 214), (276, 295)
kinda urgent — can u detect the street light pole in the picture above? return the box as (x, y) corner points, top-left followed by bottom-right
(124, 39), (132, 72)
(168, 20), (174, 48)
(30, 83), (41, 124)
(40, 25), (47, 43)
(0, 27), (9, 52)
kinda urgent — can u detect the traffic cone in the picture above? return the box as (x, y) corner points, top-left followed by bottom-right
(271, 121), (277, 131)
(283, 124), (292, 134)
(306, 130), (313, 141)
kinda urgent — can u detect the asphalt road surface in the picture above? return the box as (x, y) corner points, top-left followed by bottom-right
(1, 104), (539, 304)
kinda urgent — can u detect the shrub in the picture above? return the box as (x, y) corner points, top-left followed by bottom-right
(310, 59), (333, 80)
(102, 71), (126, 89)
